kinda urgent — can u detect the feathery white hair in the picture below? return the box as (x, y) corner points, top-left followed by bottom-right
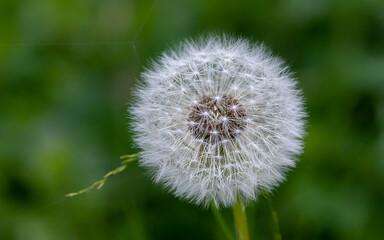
(130, 35), (306, 208)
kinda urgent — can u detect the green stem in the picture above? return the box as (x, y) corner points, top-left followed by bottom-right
(266, 196), (282, 240)
(65, 153), (140, 198)
(211, 203), (235, 240)
(232, 197), (249, 240)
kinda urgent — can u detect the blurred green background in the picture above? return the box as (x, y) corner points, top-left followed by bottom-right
(1, 0), (383, 239)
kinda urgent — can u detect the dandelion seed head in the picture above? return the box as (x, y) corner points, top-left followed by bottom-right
(187, 95), (247, 145)
(130, 35), (306, 208)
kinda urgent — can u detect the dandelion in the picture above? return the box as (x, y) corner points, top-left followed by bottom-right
(130, 35), (306, 209)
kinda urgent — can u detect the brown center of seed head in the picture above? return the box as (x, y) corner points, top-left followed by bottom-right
(187, 95), (247, 145)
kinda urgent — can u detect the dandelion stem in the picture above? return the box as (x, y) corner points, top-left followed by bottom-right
(65, 153), (140, 198)
(211, 202), (235, 240)
(232, 197), (249, 240)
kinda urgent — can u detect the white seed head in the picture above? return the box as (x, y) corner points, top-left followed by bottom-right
(130, 35), (306, 208)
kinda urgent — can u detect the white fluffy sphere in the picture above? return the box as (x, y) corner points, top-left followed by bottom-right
(130, 35), (306, 208)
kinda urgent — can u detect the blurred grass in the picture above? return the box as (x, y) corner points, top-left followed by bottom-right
(1, 0), (383, 239)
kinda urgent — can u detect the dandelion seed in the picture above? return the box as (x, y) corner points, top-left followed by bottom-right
(130, 35), (306, 208)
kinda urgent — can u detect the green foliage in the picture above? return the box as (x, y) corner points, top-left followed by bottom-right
(1, 0), (383, 239)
